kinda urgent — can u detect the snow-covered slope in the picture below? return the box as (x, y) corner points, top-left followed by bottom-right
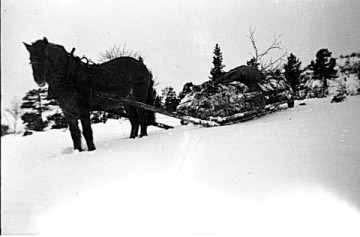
(2, 97), (360, 237)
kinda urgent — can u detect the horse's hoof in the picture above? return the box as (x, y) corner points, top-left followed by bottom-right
(88, 147), (96, 151)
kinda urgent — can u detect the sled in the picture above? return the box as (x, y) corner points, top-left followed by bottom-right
(90, 89), (290, 129)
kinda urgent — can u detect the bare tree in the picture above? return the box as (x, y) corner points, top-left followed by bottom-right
(98, 44), (141, 63)
(5, 97), (22, 134)
(247, 27), (287, 73)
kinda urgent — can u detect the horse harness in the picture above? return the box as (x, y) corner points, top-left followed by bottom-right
(50, 48), (150, 113)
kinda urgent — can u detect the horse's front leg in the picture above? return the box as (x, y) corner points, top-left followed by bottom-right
(80, 115), (96, 151)
(67, 117), (83, 152)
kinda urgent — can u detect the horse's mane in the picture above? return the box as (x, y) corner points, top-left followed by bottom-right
(37, 39), (140, 68)
(39, 41), (97, 70)
(31, 39), (67, 55)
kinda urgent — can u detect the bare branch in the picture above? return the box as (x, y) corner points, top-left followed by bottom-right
(257, 33), (283, 59)
(5, 97), (22, 133)
(246, 27), (286, 73)
(260, 50), (288, 72)
(247, 27), (259, 61)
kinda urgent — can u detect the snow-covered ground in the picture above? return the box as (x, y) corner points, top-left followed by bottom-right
(2, 96), (360, 237)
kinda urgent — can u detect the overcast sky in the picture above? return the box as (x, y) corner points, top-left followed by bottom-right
(1, 0), (360, 107)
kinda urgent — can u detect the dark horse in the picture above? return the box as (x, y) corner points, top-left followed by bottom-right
(24, 37), (155, 151)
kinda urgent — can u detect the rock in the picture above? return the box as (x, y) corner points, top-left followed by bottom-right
(23, 130), (33, 136)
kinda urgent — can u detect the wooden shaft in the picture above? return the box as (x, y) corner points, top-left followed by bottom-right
(93, 90), (220, 127)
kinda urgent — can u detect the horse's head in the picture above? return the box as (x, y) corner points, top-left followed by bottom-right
(24, 37), (69, 87)
(24, 37), (52, 87)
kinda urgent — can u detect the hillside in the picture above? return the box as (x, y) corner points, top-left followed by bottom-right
(2, 96), (360, 237)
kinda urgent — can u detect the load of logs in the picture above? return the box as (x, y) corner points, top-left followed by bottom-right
(177, 81), (266, 120)
(176, 73), (293, 125)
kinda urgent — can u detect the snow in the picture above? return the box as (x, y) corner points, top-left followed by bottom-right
(2, 96), (360, 237)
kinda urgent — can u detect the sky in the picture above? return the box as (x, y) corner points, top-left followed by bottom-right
(1, 0), (360, 108)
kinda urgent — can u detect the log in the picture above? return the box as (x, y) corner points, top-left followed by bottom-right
(264, 101), (288, 112)
(151, 122), (174, 130)
(211, 101), (288, 125)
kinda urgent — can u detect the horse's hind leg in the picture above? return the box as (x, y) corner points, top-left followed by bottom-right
(81, 116), (96, 151)
(136, 108), (148, 138)
(130, 120), (139, 138)
(126, 106), (139, 138)
(140, 125), (148, 138)
(67, 118), (83, 151)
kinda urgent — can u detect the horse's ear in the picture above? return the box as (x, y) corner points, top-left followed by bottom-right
(70, 48), (76, 56)
(43, 37), (48, 45)
(23, 42), (31, 52)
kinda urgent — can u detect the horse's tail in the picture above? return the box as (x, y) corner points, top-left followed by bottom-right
(145, 73), (156, 125)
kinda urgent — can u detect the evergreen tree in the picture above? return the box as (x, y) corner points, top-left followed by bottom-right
(146, 71), (157, 106)
(339, 52), (360, 75)
(21, 88), (56, 131)
(246, 57), (260, 69)
(309, 49), (337, 95)
(345, 52), (360, 78)
(151, 85), (163, 109)
(144, 71), (163, 115)
(1, 124), (10, 136)
(284, 53), (302, 93)
(161, 87), (180, 112)
(90, 111), (108, 124)
(209, 44), (226, 81)
(154, 95), (162, 109)
(21, 111), (47, 131)
(47, 111), (67, 129)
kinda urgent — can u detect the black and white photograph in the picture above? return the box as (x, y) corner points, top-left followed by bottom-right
(1, 0), (360, 236)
